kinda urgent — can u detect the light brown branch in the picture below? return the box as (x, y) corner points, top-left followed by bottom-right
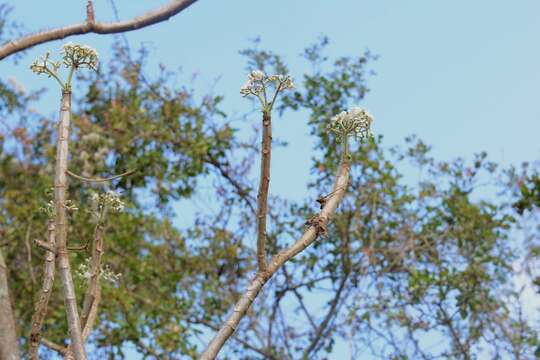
(86, 1), (95, 25)
(0, 0), (198, 60)
(33, 238), (56, 254)
(66, 168), (136, 183)
(199, 148), (351, 360)
(80, 222), (105, 337)
(41, 338), (68, 355)
(54, 90), (87, 360)
(28, 220), (56, 359)
(256, 110), (272, 272)
(24, 224), (36, 285)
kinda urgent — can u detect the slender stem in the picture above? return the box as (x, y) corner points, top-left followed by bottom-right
(54, 90), (87, 360)
(28, 220), (56, 360)
(65, 66), (76, 90)
(80, 209), (106, 335)
(256, 110), (272, 272)
(66, 168), (136, 183)
(45, 66), (66, 89)
(199, 149), (351, 360)
(268, 82), (283, 111)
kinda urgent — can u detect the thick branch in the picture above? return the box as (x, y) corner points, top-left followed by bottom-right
(256, 110), (272, 272)
(0, 248), (21, 360)
(199, 152), (351, 360)
(54, 90), (87, 360)
(28, 220), (56, 360)
(0, 0), (198, 60)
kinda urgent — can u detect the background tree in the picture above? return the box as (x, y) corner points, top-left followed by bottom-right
(1, 1), (539, 359)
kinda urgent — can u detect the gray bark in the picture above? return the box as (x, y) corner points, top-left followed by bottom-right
(54, 90), (87, 360)
(0, 248), (21, 360)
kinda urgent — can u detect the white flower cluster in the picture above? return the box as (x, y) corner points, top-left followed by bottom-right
(240, 70), (294, 98)
(30, 52), (61, 76)
(39, 199), (55, 218)
(61, 42), (99, 70)
(64, 199), (79, 212)
(90, 190), (125, 214)
(76, 258), (122, 284)
(327, 107), (374, 141)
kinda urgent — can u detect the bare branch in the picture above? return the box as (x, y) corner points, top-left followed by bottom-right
(33, 238), (56, 254)
(199, 149), (351, 359)
(66, 168), (136, 183)
(80, 222), (105, 337)
(28, 222), (56, 359)
(41, 338), (68, 355)
(256, 110), (272, 272)
(86, 1), (95, 25)
(0, 0), (198, 60)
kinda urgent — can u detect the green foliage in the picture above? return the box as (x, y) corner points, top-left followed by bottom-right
(0, 37), (538, 360)
(514, 174), (540, 214)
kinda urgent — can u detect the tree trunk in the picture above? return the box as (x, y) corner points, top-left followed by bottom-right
(0, 248), (21, 360)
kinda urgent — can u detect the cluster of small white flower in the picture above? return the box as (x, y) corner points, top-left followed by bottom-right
(61, 42), (99, 70)
(240, 70), (294, 98)
(90, 190), (125, 214)
(30, 52), (61, 76)
(39, 199), (55, 218)
(76, 258), (122, 284)
(327, 107), (374, 141)
(64, 199), (79, 212)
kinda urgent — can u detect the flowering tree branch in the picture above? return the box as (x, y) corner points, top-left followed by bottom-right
(200, 143), (351, 359)
(200, 78), (374, 358)
(0, 0), (198, 60)
(30, 43), (100, 360)
(240, 71), (294, 272)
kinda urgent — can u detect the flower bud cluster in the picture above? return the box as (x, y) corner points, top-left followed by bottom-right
(327, 107), (374, 141)
(90, 190), (125, 215)
(30, 52), (61, 76)
(240, 70), (294, 98)
(61, 42), (99, 70)
(76, 258), (122, 284)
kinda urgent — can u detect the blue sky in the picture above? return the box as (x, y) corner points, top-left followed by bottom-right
(2, 0), (540, 358)
(4, 0), (540, 202)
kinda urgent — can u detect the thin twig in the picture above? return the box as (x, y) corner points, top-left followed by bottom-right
(66, 168), (136, 183)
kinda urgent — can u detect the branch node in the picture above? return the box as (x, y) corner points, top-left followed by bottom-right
(33, 239), (57, 254)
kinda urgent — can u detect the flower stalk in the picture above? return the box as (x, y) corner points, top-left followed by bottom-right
(241, 70), (294, 272)
(199, 105), (372, 359)
(30, 42), (99, 360)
